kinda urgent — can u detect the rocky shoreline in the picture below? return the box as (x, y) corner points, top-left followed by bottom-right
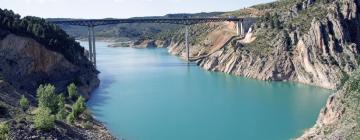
(0, 30), (116, 139)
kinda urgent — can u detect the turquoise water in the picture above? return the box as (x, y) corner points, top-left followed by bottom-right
(84, 41), (332, 140)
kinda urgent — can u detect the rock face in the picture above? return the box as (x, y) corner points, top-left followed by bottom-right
(166, 0), (360, 90)
(0, 33), (99, 99)
(0, 31), (114, 139)
(298, 69), (360, 139)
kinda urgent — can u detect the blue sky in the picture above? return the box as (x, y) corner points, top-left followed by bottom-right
(0, 0), (274, 18)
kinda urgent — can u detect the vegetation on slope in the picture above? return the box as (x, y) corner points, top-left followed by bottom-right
(340, 71), (360, 139)
(0, 8), (85, 64)
(0, 83), (95, 139)
(223, 0), (335, 56)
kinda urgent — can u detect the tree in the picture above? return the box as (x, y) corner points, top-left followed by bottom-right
(34, 107), (55, 131)
(66, 112), (75, 125)
(72, 96), (86, 118)
(36, 84), (58, 113)
(56, 107), (66, 121)
(0, 122), (9, 140)
(19, 95), (29, 111)
(67, 83), (78, 100)
(57, 93), (65, 109)
(56, 93), (66, 120)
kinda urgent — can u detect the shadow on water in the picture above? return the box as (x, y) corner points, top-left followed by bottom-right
(87, 73), (117, 118)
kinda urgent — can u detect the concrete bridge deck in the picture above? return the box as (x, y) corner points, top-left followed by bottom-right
(49, 17), (243, 26)
(49, 17), (253, 66)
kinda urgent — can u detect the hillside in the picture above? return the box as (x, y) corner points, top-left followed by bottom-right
(299, 68), (360, 140)
(0, 9), (114, 139)
(166, 0), (359, 90)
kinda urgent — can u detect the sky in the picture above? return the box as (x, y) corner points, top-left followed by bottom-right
(0, 0), (274, 19)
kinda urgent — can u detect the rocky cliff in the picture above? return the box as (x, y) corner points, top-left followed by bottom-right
(298, 68), (360, 139)
(0, 31), (115, 139)
(0, 9), (115, 139)
(165, 0), (360, 90)
(0, 33), (99, 99)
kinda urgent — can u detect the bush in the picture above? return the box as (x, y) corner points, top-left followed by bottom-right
(56, 93), (66, 120)
(66, 112), (75, 125)
(36, 84), (58, 113)
(57, 93), (65, 108)
(56, 107), (66, 121)
(67, 83), (78, 101)
(0, 122), (10, 140)
(72, 96), (86, 118)
(34, 107), (55, 131)
(19, 95), (29, 111)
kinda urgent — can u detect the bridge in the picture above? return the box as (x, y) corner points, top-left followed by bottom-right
(49, 17), (246, 66)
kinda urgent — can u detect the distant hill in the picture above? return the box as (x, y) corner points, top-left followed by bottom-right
(50, 12), (225, 40)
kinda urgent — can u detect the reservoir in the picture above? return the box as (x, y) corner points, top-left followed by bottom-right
(84, 41), (332, 140)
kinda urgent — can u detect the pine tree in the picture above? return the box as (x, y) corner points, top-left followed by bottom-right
(56, 93), (66, 120)
(67, 83), (78, 101)
(72, 96), (86, 118)
(56, 107), (66, 120)
(0, 122), (9, 140)
(66, 112), (75, 125)
(34, 107), (55, 131)
(36, 84), (58, 113)
(19, 95), (29, 111)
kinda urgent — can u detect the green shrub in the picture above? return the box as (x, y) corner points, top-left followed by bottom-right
(67, 83), (78, 101)
(34, 107), (55, 131)
(19, 95), (29, 111)
(0, 122), (10, 140)
(66, 112), (75, 125)
(57, 93), (65, 108)
(71, 96), (86, 118)
(56, 93), (66, 120)
(36, 84), (58, 113)
(56, 107), (66, 121)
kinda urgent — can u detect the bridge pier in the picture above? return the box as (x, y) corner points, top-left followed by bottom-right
(185, 25), (189, 63)
(91, 26), (96, 67)
(87, 25), (96, 67)
(236, 20), (244, 36)
(88, 27), (93, 63)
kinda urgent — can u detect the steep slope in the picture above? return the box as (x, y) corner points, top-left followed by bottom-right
(298, 68), (360, 139)
(0, 9), (114, 139)
(167, 0), (360, 90)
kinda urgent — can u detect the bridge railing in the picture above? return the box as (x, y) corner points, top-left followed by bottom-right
(49, 17), (244, 26)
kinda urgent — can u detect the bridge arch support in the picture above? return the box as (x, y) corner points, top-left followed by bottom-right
(87, 25), (96, 66)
